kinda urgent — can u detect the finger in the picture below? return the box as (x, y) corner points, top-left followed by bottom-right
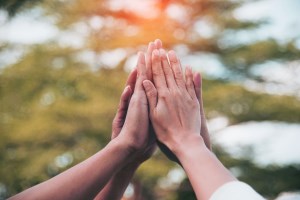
(126, 68), (137, 90)
(193, 72), (201, 100)
(168, 50), (185, 88)
(142, 80), (158, 111)
(112, 86), (133, 138)
(146, 42), (156, 81)
(151, 49), (168, 91)
(193, 72), (212, 150)
(159, 49), (177, 88)
(154, 39), (163, 49)
(185, 66), (197, 99)
(135, 52), (147, 91)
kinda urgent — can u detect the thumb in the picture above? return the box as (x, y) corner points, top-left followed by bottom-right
(142, 80), (158, 111)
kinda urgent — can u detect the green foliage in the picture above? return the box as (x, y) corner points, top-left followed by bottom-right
(1, 0), (300, 199)
(0, 0), (41, 16)
(203, 79), (300, 123)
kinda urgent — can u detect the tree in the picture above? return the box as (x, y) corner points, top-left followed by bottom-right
(1, 0), (299, 199)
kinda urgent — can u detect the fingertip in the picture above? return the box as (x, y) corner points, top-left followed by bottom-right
(130, 67), (137, 76)
(121, 85), (132, 102)
(138, 51), (145, 57)
(148, 41), (154, 46)
(138, 51), (146, 64)
(126, 85), (132, 95)
(159, 49), (167, 59)
(168, 50), (177, 62)
(188, 66), (194, 77)
(193, 72), (201, 86)
(148, 42), (155, 52)
(155, 39), (163, 49)
(185, 65), (190, 73)
(142, 80), (152, 90)
(132, 67), (137, 74)
(152, 49), (159, 58)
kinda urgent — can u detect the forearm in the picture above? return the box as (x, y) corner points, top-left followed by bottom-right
(175, 134), (236, 200)
(10, 138), (134, 200)
(94, 162), (140, 200)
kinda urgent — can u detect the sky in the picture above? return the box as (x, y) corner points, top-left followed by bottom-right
(1, 0), (300, 45)
(0, 0), (300, 166)
(234, 0), (300, 43)
(210, 119), (300, 166)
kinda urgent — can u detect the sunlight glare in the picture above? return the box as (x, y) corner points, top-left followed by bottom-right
(107, 0), (160, 19)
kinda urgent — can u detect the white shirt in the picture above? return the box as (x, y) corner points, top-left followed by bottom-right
(210, 181), (265, 200)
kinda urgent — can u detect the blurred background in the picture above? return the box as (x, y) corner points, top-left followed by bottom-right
(0, 0), (300, 199)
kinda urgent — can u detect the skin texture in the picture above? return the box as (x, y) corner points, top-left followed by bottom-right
(94, 39), (162, 200)
(9, 52), (152, 200)
(142, 49), (201, 153)
(151, 49), (212, 163)
(95, 39), (212, 199)
(143, 49), (236, 200)
(9, 40), (215, 200)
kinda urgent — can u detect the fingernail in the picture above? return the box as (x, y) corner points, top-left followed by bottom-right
(153, 49), (159, 56)
(168, 50), (177, 62)
(148, 42), (154, 48)
(159, 49), (166, 55)
(125, 85), (131, 92)
(142, 80), (151, 89)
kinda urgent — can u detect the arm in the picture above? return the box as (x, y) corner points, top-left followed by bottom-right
(10, 52), (152, 200)
(143, 49), (236, 200)
(94, 40), (161, 200)
(9, 138), (136, 200)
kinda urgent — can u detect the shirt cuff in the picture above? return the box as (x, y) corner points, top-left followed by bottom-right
(210, 181), (265, 200)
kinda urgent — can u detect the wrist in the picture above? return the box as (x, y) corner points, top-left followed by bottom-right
(171, 134), (208, 160)
(110, 136), (138, 163)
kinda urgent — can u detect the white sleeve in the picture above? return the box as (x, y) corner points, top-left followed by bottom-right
(210, 181), (265, 200)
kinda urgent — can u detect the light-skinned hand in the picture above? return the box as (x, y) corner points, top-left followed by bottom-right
(142, 49), (205, 155)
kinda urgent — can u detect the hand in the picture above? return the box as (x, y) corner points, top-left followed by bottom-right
(157, 71), (212, 162)
(111, 69), (155, 164)
(114, 52), (152, 156)
(193, 72), (211, 150)
(158, 72), (211, 163)
(143, 49), (205, 155)
(111, 40), (163, 163)
(94, 42), (162, 200)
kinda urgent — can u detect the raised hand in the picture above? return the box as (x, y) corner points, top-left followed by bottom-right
(142, 49), (204, 155)
(145, 47), (211, 162)
(111, 69), (136, 140)
(9, 53), (158, 200)
(114, 40), (162, 161)
(193, 72), (211, 150)
(95, 42), (163, 199)
(116, 52), (155, 157)
(143, 49), (236, 200)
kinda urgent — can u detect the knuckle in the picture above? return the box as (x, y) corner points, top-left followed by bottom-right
(112, 118), (122, 128)
(159, 91), (169, 100)
(186, 80), (193, 87)
(175, 74), (182, 81)
(152, 68), (163, 76)
(174, 70), (183, 79)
